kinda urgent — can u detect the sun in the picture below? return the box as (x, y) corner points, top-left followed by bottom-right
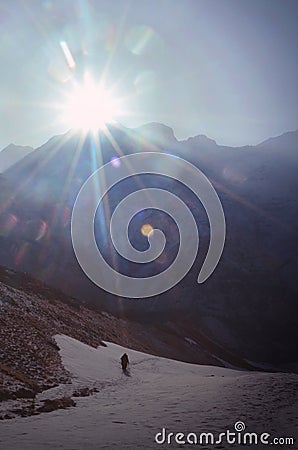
(62, 73), (120, 132)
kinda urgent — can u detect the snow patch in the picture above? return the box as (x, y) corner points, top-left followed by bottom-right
(0, 334), (296, 449)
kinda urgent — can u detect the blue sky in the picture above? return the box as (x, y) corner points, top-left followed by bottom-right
(0, 0), (297, 149)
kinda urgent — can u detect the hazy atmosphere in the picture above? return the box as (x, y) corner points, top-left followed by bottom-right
(0, 1), (297, 448)
(1, 0), (298, 150)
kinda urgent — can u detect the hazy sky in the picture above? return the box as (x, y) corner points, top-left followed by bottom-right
(0, 0), (297, 149)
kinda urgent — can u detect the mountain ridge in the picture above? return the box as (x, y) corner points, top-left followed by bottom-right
(2, 123), (298, 156)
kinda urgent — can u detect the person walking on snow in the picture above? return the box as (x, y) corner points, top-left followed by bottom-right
(121, 353), (129, 372)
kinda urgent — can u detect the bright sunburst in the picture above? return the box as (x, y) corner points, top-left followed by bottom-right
(62, 73), (120, 132)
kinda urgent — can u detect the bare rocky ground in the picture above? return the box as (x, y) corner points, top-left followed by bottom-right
(0, 266), (109, 419)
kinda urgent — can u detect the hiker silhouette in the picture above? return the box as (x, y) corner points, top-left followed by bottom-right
(121, 353), (129, 372)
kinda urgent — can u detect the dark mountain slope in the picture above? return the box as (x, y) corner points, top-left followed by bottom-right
(0, 124), (297, 366)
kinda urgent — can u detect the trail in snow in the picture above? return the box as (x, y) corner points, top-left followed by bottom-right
(0, 334), (297, 449)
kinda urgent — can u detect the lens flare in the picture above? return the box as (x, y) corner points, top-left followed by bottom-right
(60, 40), (76, 69)
(110, 156), (121, 168)
(0, 213), (18, 237)
(141, 223), (154, 237)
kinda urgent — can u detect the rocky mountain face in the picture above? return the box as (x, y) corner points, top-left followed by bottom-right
(0, 144), (34, 173)
(0, 124), (297, 366)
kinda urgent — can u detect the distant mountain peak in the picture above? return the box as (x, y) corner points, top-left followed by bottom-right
(134, 122), (177, 146)
(0, 143), (34, 172)
(1, 143), (33, 152)
(184, 134), (217, 147)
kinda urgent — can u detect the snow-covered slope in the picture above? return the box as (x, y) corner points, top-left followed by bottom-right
(1, 335), (297, 449)
(1, 263), (241, 409)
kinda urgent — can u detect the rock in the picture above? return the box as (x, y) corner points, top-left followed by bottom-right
(37, 397), (76, 413)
